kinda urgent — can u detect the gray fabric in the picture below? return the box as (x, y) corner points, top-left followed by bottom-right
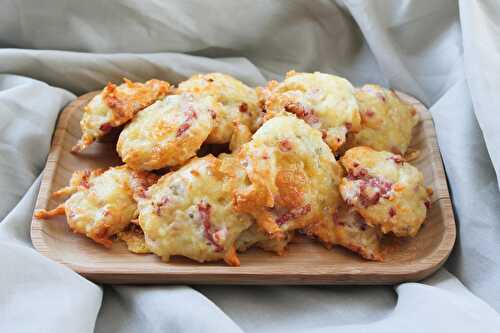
(1, 0), (500, 331)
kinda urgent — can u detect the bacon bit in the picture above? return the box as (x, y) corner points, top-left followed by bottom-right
(424, 200), (431, 209)
(347, 167), (368, 180)
(345, 122), (352, 131)
(239, 103), (248, 113)
(349, 169), (393, 207)
(186, 108), (198, 120)
(198, 202), (223, 252)
(99, 122), (112, 133)
(391, 146), (402, 155)
(388, 155), (404, 164)
(359, 189), (380, 207)
(365, 109), (375, 117)
(176, 123), (191, 137)
(389, 207), (396, 217)
(207, 78), (214, 82)
(410, 108), (417, 117)
(209, 109), (216, 119)
(353, 162), (359, 168)
(285, 104), (319, 124)
(279, 139), (292, 152)
(276, 204), (311, 225)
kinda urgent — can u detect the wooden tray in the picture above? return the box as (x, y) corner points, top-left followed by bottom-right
(31, 91), (455, 285)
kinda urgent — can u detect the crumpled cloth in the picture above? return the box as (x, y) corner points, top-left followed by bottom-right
(1, 0), (500, 332)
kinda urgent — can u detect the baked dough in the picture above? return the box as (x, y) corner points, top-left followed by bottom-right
(258, 71), (361, 152)
(117, 93), (217, 170)
(233, 115), (343, 238)
(177, 73), (261, 144)
(339, 147), (431, 237)
(34, 166), (158, 247)
(73, 79), (170, 152)
(304, 203), (383, 261)
(138, 155), (253, 266)
(353, 84), (419, 154)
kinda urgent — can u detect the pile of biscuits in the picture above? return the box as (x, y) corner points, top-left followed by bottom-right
(35, 71), (431, 266)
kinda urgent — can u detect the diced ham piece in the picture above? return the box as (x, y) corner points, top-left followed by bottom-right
(279, 139), (293, 152)
(99, 123), (112, 133)
(198, 202), (223, 252)
(176, 123), (191, 137)
(239, 103), (248, 113)
(285, 104), (320, 125)
(276, 204), (312, 225)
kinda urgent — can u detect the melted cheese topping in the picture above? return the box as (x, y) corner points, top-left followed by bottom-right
(74, 79), (170, 152)
(48, 166), (157, 247)
(117, 93), (216, 170)
(353, 84), (419, 154)
(178, 73), (261, 144)
(339, 147), (430, 237)
(234, 115), (343, 238)
(138, 155), (253, 265)
(259, 71), (361, 151)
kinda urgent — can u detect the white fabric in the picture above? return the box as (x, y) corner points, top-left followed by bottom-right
(1, 0), (500, 332)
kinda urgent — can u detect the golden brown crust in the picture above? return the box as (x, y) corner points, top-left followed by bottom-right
(177, 73), (261, 144)
(232, 116), (343, 238)
(116, 93), (216, 170)
(34, 204), (66, 219)
(73, 78), (170, 152)
(34, 165), (158, 247)
(259, 71), (361, 152)
(138, 155), (254, 265)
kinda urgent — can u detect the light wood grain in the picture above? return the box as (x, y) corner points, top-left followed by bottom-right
(31, 91), (456, 285)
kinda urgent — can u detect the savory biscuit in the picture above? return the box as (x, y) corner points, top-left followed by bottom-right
(259, 71), (361, 152)
(304, 203), (383, 261)
(34, 166), (158, 247)
(177, 73), (261, 144)
(116, 93), (216, 170)
(233, 115), (343, 238)
(339, 147), (431, 237)
(138, 155), (253, 266)
(73, 78), (170, 152)
(353, 84), (419, 155)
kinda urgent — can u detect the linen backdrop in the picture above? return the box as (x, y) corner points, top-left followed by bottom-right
(1, 0), (500, 332)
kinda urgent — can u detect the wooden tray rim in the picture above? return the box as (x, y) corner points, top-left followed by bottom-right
(31, 91), (456, 285)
